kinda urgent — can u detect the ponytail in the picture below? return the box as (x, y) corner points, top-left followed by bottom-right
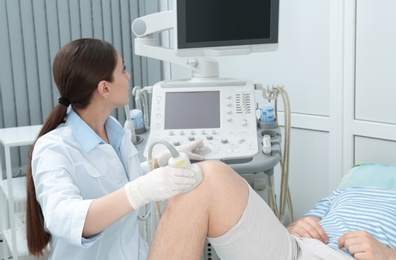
(26, 104), (68, 257)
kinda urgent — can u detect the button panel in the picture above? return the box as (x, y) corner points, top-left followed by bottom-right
(144, 79), (259, 161)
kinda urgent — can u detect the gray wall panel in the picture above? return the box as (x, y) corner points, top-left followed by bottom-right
(70, 0), (81, 39)
(80, 0), (94, 38)
(21, 0), (41, 125)
(92, 0), (104, 39)
(33, 0), (53, 123)
(0, 1), (15, 127)
(46, 0), (61, 105)
(0, 0), (160, 176)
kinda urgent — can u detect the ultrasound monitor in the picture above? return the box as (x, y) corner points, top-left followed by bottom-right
(131, 0), (279, 76)
(164, 91), (220, 129)
(175, 0), (279, 57)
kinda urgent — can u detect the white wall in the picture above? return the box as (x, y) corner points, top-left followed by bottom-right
(160, 0), (396, 220)
(213, 0), (335, 219)
(352, 0), (396, 165)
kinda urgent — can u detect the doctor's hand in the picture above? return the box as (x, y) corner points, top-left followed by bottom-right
(124, 165), (202, 210)
(338, 230), (396, 260)
(155, 139), (205, 167)
(287, 216), (328, 244)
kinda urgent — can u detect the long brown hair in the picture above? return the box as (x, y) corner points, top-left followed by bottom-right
(26, 38), (117, 257)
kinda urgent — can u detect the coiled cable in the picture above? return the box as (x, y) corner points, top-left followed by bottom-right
(146, 140), (180, 219)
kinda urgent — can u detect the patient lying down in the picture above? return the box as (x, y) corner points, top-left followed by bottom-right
(148, 161), (396, 260)
(288, 186), (396, 259)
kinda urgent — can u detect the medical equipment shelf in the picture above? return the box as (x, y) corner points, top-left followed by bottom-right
(1, 176), (27, 201)
(0, 125), (42, 260)
(2, 211), (28, 256)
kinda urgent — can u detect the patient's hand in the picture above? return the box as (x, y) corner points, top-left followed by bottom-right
(338, 230), (396, 260)
(286, 216), (328, 244)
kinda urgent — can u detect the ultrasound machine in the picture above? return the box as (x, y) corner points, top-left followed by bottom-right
(128, 1), (291, 259)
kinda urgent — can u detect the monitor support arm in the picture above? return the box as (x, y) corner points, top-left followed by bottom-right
(132, 10), (219, 78)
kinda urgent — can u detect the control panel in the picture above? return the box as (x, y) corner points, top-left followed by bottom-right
(144, 78), (259, 161)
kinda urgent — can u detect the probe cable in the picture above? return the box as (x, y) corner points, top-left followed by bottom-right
(274, 86), (294, 223)
(146, 140), (180, 220)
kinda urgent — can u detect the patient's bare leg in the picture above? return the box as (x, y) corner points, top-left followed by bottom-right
(148, 160), (249, 260)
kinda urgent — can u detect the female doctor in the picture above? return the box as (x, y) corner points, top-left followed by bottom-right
(25, 38), (204, 259)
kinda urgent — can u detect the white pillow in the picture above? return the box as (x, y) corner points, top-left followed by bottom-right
(338, 163), (396, 191)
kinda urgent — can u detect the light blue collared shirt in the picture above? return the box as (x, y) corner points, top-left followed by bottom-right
(32, 108), (148, 259)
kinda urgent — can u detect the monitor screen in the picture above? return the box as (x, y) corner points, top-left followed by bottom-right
(176, 0), (279, 56)
(164, 91), (220, 129)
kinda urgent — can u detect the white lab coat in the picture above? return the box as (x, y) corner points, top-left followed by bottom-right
(32, 112), (149, 260)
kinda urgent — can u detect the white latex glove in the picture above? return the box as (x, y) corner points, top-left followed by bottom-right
(124, 164), (202, 209)
(156, 139), (205, 167)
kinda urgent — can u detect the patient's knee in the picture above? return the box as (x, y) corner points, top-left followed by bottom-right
(197, 160), (244, 185)
(169, 160), (244, 201)
(189, 160), (248, 203)
(165, 160), (248, 229)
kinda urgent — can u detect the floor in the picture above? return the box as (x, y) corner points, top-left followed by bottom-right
(0, 235), (38, 260)
(0, 236), (11, 260)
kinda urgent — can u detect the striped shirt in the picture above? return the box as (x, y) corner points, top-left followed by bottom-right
(305, 187), (396, 255)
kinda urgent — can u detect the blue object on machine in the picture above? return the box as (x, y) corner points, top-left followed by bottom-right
(130, 109), (144, 129)
(260, 103), (275, 123)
